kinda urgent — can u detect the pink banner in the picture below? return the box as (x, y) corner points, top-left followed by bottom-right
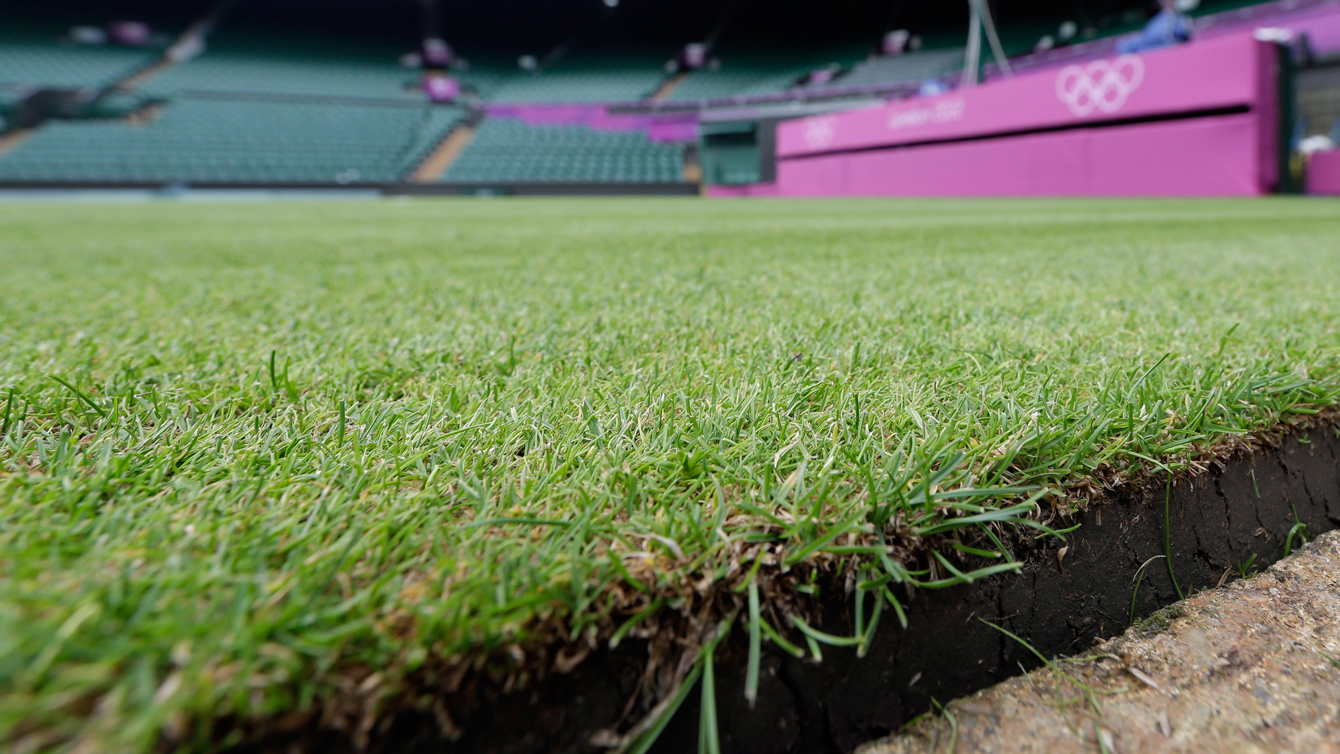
(646, 120), (700, 142)
(482, 103), (699, 143)
(776, 114), (1268, 197)
(1309, 151), (1340, 194)
(778, 35), (1273, 159)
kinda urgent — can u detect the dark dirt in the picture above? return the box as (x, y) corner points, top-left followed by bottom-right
(236, 424), (1340, 754)
(857, 529), (1340, 754)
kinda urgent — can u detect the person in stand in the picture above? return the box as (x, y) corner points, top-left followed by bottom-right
(1117, 0), (1194, 53)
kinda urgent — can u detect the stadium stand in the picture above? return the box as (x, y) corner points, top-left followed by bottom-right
(668, 46), (869, 101)
(0, 0), (1334, 190)
(485, 53), (669, 103)
(1299, 64), (1340, 137)
(442, 118), (684, 183)
(0, 32), (154, 89)
(0, 97), (462, 183)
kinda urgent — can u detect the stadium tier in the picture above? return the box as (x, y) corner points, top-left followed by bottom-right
(140, 41), (419, 101)
(0, 97), (462, 183)
(133, 34), (515, 102)
(442, 117), (685, 183)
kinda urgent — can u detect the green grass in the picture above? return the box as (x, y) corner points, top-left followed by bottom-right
(1, 197), (1338, 752)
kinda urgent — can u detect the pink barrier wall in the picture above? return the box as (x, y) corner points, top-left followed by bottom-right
(777, 114), (1264, 197)
(1309, 150), (1340, 194)
(779, 35), (1271, 158)
(771, 35), (1277, 197)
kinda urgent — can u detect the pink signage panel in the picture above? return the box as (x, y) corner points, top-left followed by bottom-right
(1309, 150), (1340, 194)
(775, 114), (1267, 197)
(777, 35), (1272, 158)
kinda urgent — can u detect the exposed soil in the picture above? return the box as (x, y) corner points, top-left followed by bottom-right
(235, 423), (1340, 754)
(856, 528), (1340, 754)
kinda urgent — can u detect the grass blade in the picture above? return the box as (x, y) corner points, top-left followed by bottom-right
(745, 583), (761, 708)
(699, 648), (719, 754)
(48, 375), (107, 418)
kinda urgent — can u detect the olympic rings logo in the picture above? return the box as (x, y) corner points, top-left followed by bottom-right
(1055, 55), (1145, 117)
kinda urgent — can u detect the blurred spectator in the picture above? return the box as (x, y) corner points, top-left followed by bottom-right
(107, 21), (152, 47)
(802, 65), (840, 86)
(919, 79), (948, 97)
(1117, 0), (1193, 54)
(421, 38), (453, 69)
(882, 30), (911, 56)
(423, 74), (460, 103)
(681, 43), (708, 70)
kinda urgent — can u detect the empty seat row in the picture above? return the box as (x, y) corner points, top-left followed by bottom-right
(0, 36), (153, 89)
(443, 118), (684, 183)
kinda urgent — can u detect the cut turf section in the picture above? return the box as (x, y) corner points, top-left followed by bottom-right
(0, 198), (1338, 752)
